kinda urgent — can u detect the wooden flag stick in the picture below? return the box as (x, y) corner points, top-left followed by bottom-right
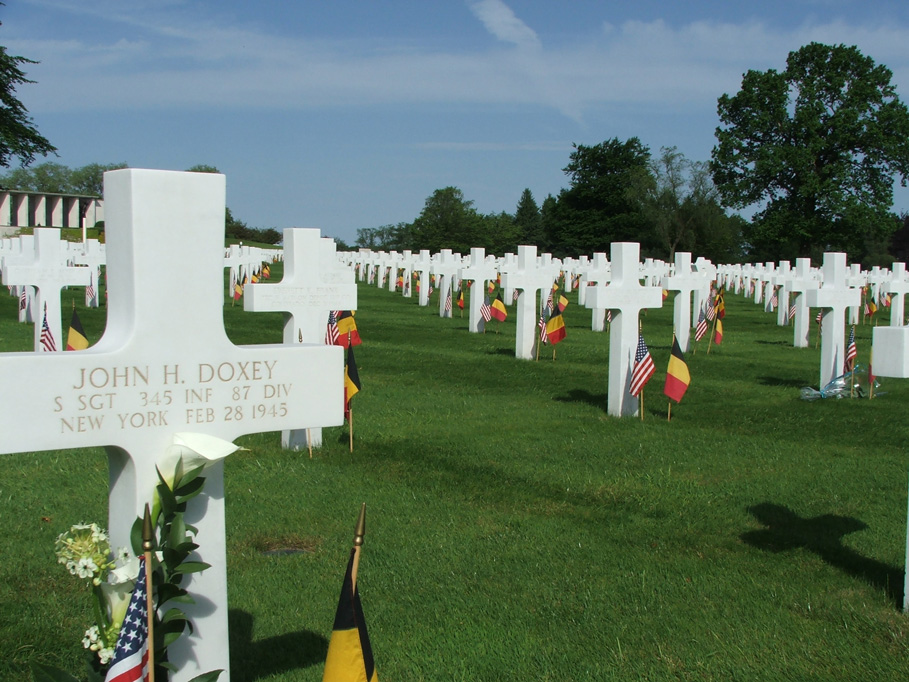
(142, 504), (156, 682)
(667, 400), (672, 422)
(307, 428), (313, 459)
(707, 316), (717, 355)
(349, 407), (354, 453)
(640, 388), (644, 421)
(350, 503), (366, 591)
(552, 347), (556, 361)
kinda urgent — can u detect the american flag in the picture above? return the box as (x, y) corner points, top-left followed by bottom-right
(444, 290), (452, 312)
(706, 294), (716, 321)
(695, 306), (708, 342)
(844, 326), (857, 372)
(39, 303), (57, 352)
(538, 312), (548, 345)
(325, 311), (340, 345)
(815, 310), (823, 324)
(19, 288), (26, 312)
(770, 288), (778, 308)
(86, 271), (96, 301)
(513, 289), (520, 303)
(606, 309), (612, 324)
(629, 333), (656, 397)
(104, 557), (149, 682)
(788, 299), (796, 320)
(480, 294), (492, 322)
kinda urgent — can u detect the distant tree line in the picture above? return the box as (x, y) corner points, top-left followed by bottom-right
(355, 139), (746, 264)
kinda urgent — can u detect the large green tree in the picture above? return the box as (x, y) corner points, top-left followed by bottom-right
(0, 160), (126, 195)
(711, 42), (909, 260)
(513, 188), (543, 246)
(0, 34), (55, 168)
(409, 187), (482, 253)
(546, 138), (651, 257)
(630, 146), (743, 262)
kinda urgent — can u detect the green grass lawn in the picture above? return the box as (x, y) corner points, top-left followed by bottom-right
(2, 266), (909, 681)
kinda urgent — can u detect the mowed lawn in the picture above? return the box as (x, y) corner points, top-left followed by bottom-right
(2, 264), (909, 681)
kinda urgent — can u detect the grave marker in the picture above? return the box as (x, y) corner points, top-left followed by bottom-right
(0, 169), (344, 681)
(806, 252), (861, 388)
(587, 242), (663, 417)
(244, 228), (356, 451)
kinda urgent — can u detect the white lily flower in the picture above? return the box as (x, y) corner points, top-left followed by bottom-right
(101, 578), (135, 630)
(156, 432), (241, 489)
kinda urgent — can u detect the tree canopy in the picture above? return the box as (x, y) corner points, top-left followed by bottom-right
(0, 37), (55, 168)
(711, 42), (909, 261)
(0, 161), (126, 195)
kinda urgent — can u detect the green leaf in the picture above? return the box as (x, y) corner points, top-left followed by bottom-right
(156, 479), (177, 516)
(162, 630), (184, 647)
(129, 515), (145, 556)
(167, 512), (188, 550)
(29, 663), (81, 682)
(173, 560), (211, 574)
(188, 670), (224, 682)
(175, 470), (206, 500)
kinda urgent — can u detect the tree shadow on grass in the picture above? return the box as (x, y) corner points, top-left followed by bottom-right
(741, 502), (904, 608)
(553, 388), (607, 411)
(758, 376), (812, 388)
(229, 609), (328, 681)
(488, 347), (515, 357)
(754, 340), (790, 346)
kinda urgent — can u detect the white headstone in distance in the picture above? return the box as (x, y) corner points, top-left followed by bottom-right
(243, 228), (356, 450)
(2, 228), (91, 351)
(71, 239), (106, 308)
(773, 261), (791, 326)
(587, 242), (663, 417)
(805, 252), (861, 388)
(784, 258), (818, 348)
(882, 262), (909, 327)
(431, 249), (461, 319)
(500, 245), (556, 360)
(412, 250), (433, 306)
(0, 169), (345, 681)
(661, 251), (701, 352)
(458, 247), (498, 333)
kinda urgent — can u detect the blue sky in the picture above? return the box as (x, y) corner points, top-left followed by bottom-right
(3, 0), (909, 245)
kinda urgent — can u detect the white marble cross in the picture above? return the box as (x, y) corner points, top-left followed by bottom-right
(412, 250), (433, 307)
(1, 234), (37, 323)
(587, 242), (663, 417)
(692, 258), (717, 326)
(806, 252), (861, 388)
(784, 258), (818, 348)
(500, 245), (558, 360)
(883, 262), (909, 327)
(243, 228), (356, 451)
(431, 249), (461, 319)
(458, 247), (499, 333)
(773, 261), (791, 326)
(2, 228), (91, 351)
(70, 239), (106, 308)
(846, 264), (865, 325)
(579, 252), (610, 328)
(661, 251), (701, 352)
(0, 169), (344, 681)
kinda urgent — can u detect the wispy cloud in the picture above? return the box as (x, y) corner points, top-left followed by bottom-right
(467, 0), (541, 51)
(7, 4), (909, 124)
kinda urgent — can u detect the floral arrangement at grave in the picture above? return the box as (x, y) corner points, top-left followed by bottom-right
(34, 434), (236, 682)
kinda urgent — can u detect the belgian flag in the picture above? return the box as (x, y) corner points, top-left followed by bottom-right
(337, 311), (362, 348)
(490, 292), (508, 322)
(322, 548), (378, 682)
(545, 307), (566, 345)
(65, 308), (89, 351)
(663, 336), (690, 403)
(344, 344), (361, 420)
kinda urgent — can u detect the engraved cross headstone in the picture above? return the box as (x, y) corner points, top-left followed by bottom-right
(458, 247), (499, 333)
(0, 169), (344, 681)
(784, 258), (818, 348)
(883, 262), (909, 327)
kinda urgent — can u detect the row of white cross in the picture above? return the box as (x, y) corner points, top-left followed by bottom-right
(3, 169), (909, 679)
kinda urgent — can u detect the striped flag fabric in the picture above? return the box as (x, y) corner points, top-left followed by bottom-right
(86, 271), (96, 301)
(844, 325), (857, 372)
(322, 548), (378, 682)
(538, 312), (548, 346)
(343, 344), (361, 420)
(629, 333), (655, 397)
(39, 303), (57, 352)
(788, 300), (796, 320)
(706, 295), (715, 321)
(480, 294), (492, 322)
(445, 290), (452, 312)
(512, 289), (520, 303)
(695, 306), (708, 342)
(104, 557), (149, 682)
(714, 317), (724, 345)
(770, 288), (778, 308)
(336, 311), (362, 347)
(18, 288), (26, 312)
(325, 311), (340, 346)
